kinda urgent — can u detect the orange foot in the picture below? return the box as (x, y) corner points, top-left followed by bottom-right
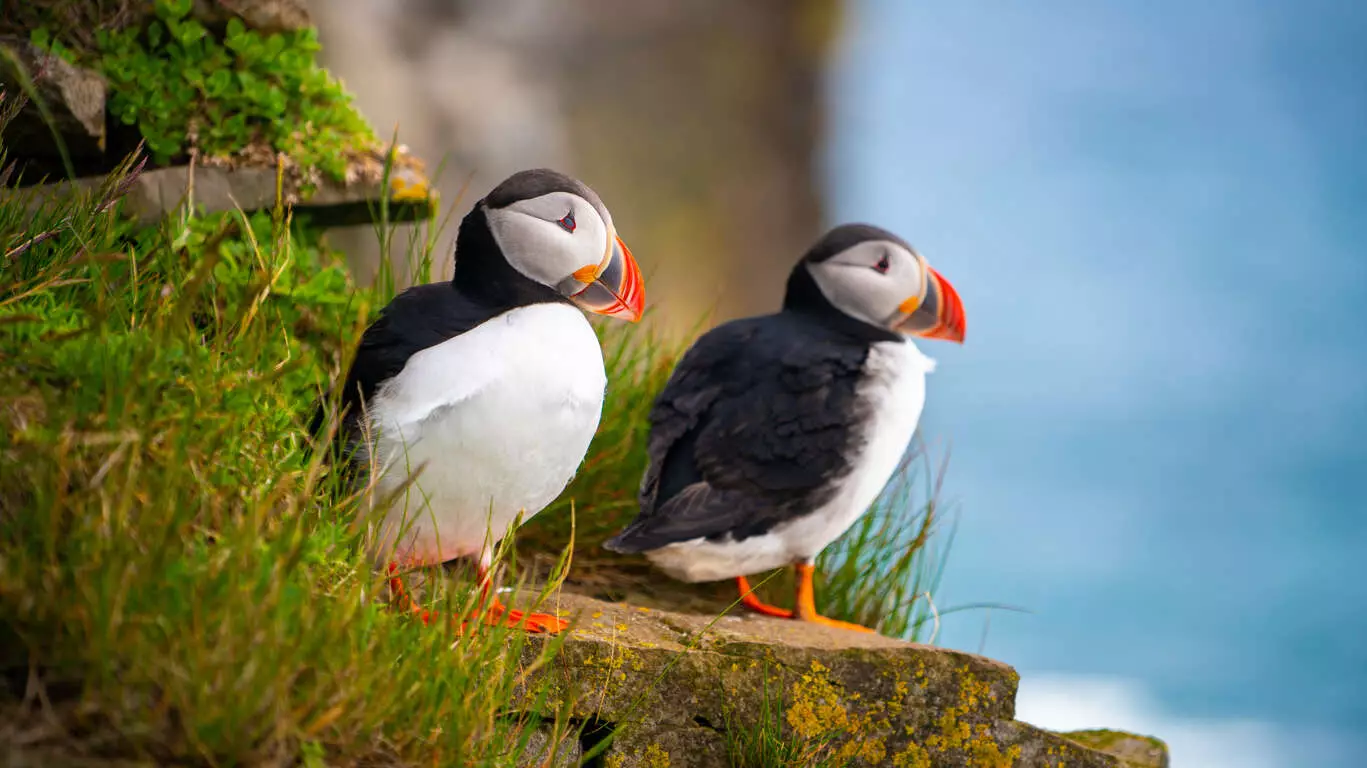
(480, 600), (570, 634)
(386, 562), (569, 635)
(734, 570), (879, 633)
(793, 563), (878, 634)
(736, 576), (793, 618)
(797, 612), (877, 633)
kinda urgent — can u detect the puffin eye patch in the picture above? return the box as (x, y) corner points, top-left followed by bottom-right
(873, 254), (891, 274)
(558, 212), (577, 233)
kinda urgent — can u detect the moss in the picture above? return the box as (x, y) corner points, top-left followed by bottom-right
(1063, 729), (1165, 753)
(1060, 729), (1169, 768)
(25, 0), (376, 186)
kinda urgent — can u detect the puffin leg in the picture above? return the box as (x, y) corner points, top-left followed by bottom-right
(386, 561), (435, 623)
(469, 554), (569, 635)
(386, 559), (568, 634)
(792, 562), (876, 634)
(736, 576), (793, 618)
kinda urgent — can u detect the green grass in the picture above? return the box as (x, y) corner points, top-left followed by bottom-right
(0, 99), (584, 764)
(722, 660), (851, 768)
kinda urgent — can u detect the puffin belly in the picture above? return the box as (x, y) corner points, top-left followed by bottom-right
(366, 303), (607, 565)
(775, 340), (933, 561)
(644, 533), (794, 583)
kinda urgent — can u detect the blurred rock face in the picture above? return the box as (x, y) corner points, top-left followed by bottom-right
(311, 0), (837, 332)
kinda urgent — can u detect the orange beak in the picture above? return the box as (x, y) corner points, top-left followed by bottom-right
(894, 266), (966, 343)
(567, 234), (645, 322)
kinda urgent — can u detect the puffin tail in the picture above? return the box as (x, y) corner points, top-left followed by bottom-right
(602, 527), (651, 554)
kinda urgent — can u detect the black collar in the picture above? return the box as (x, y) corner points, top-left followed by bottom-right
(450, 204), (567, 310)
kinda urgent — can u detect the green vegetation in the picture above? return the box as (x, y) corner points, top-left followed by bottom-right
(17, 0), (376, 184)
(0, 98), (576, 764)
(724, 660), (854, 768)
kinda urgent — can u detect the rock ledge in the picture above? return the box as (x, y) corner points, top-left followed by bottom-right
(513, 592), (1169, 768)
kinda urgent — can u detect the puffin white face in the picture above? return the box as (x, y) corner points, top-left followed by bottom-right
(486, 191), (608, 289)
(805, 239), (966, 342)
(485, 190), (644, 321)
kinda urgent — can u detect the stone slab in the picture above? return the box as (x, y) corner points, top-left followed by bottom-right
(499, 591), (1170, 767)
(6, 149), (435, 227)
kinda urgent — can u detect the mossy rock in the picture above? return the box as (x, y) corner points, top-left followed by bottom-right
(1061, 730), (1170, 768)
(506, 592), (1168, 767)
(9, 145), (436, 227)
(6, 1), (377, 188)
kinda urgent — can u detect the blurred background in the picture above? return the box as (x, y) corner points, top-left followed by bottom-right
(310, 1), (1366, 766)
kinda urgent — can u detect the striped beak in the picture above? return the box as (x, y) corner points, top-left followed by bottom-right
(565, 232), (644, 322)
(892, 266), (965, 343)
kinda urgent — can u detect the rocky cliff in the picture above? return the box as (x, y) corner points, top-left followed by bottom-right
(515, 592), (1169, 768)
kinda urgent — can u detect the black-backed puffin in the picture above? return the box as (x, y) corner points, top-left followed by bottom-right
(325, 168), (644, 634)
(603, 224), (963, 633)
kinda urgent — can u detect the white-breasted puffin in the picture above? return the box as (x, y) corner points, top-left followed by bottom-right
(603, 224), (963, 633)
(324, 168), (644, 634)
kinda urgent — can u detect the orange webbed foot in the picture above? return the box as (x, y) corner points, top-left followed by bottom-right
(480, 600), (570, 634)
(799, 613), (878, 633)
(386, 562), (569, 635)
(736, 576), (794, 618)
(792, 562), (881, 635)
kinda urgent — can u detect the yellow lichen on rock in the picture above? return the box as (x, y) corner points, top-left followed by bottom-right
(919, 665), (1022, 767)
(787, 660), (852, 737)
(892, 741), (933, 768)
(642, 743), (671, 768)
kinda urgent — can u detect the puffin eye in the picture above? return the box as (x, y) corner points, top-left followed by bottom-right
(558, 211), (577, 233)
(873, 254), (891, 274)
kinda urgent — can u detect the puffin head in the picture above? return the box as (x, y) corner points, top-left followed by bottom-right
(786, 223), (965, 343)
(457, 168), (645, 322)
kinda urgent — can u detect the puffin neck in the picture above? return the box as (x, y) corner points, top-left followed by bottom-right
(782, 261), (902, 344)
(450, 204), (567, 309)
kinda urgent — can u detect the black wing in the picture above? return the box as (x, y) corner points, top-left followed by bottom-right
(307, 282), (500, 452)
(605, 313), (872, 552)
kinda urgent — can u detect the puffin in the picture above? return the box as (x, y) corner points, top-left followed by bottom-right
(321, 168), (644, 634)
(603, 224), (964, 633)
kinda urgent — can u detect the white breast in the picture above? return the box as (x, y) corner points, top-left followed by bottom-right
(776, 340), (935, 559)
(361, 303), (606, 566)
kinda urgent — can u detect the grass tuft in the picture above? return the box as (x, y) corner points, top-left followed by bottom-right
(0, 104), (578, 765)
(723, 660), (853, 768)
